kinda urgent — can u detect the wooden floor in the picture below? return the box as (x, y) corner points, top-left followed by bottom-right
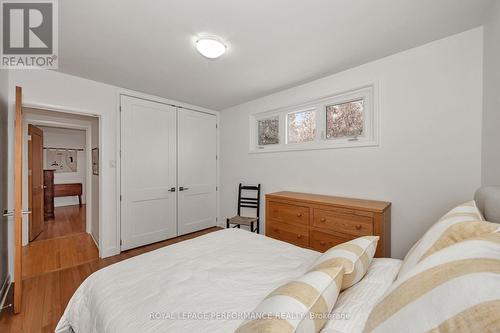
(23, 205), (96, 279)
(22, 233), (99, 279)
(34, 205), (86, 241)
(0, 226), (221, 333)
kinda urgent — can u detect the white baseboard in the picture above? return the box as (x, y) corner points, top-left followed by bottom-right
(89, 232), (99, 255)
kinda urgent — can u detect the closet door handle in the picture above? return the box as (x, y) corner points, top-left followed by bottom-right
(179, 187), (189, 191)
(168, 187), (176, 192)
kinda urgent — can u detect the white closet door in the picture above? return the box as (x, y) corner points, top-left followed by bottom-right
(178, 110), (217, 235)
(120, 96), (177, 250)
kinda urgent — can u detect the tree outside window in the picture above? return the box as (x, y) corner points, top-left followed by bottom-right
(287, 110), (316, 143)
(326, 100), (364, 139)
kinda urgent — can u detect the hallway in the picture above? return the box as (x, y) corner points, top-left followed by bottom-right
(33, 205), (87, 241)
(23, 205), (98, 279)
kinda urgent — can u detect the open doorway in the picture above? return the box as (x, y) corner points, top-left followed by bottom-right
(21, 107), (100, 278)
(32, 125), (86, 241)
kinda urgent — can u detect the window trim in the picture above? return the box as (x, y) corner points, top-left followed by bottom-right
(249, 85), (378, 153)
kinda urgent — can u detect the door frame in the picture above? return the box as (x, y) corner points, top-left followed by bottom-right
(21, 103), (101, 253)
(117, 93), (220, 252)
(27, 124), (44, 242)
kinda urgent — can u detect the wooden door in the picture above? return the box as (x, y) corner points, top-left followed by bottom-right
(28, 125), (44, 241)
(177, 110), (217, 235)
(120, 96), (177, 250)
(14, 86), (23, 313)
(0, 77), (9, 318)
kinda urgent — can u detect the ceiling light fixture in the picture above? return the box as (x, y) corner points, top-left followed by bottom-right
(195, 36), (227, 59)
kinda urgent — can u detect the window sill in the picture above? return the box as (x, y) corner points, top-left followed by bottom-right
(249, 139), (379, 154)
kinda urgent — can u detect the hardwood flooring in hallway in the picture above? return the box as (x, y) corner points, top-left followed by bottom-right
(23, 205), (97, 279)
(34, 205), (86, 242)
(22, 233), (98, 279)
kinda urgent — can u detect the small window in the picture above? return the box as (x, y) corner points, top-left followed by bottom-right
(326, 99), (364, 139)
(249, 85), (377, 153)
(257, 116), (279, 145)
(287, 110), (316, 143)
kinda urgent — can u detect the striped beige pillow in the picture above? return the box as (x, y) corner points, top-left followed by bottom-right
(363, 232), (500, 333)
(236, 266), (344, 333)
(399, 201), (496, 277)
(309, 236), (379, 290)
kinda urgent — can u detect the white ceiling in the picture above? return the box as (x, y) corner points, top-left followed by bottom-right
(58, 0), (493, 110)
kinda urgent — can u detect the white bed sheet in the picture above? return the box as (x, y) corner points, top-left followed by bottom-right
(56, 228), (320, 333)
(321, 258), (402, 333)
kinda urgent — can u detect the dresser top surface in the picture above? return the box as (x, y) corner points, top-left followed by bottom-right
(266, 191), (391, 212)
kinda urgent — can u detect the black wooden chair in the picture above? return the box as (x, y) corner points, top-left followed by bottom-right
(226, 183), (261, 233)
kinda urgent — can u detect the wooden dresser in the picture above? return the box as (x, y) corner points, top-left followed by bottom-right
(43, 169), (83, 220)
(43, 170), (55, 220)
(265, 191), (391, 257)
(54, 183), (83, 206)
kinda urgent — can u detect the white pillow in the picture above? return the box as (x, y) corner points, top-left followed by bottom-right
(398, 200), (488, 277)
(309, 236), (379, 290)
(236, 266), (344, 333)
(320, 258), (402, 333)
(364, 232), (500, 333)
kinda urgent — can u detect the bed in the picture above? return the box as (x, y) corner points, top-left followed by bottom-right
(55, 228), (400, 333)
(56, 186), (499, 333)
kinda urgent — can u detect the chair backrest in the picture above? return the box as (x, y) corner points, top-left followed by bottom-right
(237, 183), (261, 218)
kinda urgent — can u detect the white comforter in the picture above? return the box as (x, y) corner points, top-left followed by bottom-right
(56, 228), (320, 333)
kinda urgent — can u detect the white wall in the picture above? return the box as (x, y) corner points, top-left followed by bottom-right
(41, 127), (87, 207)
(91, 118), (100, 244)
(6, 69), (217, 280)
(482, 1), (500, 186)
(220, 28), (484, 259)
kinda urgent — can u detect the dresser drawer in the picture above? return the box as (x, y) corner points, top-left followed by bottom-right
(266, 192), (391, 257)
(310, 230), (352, 252)
(267, 221), (309, 248)
(268, 201), (309, 226)
(312, 208), (373, 237)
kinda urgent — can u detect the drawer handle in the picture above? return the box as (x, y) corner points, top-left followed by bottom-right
(320, 241), (326, 246)
(320, 217), (326, 222)
(297, 234), (302, 239)
(296, 213), (302, 217)
(355, 224), (362, 230)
